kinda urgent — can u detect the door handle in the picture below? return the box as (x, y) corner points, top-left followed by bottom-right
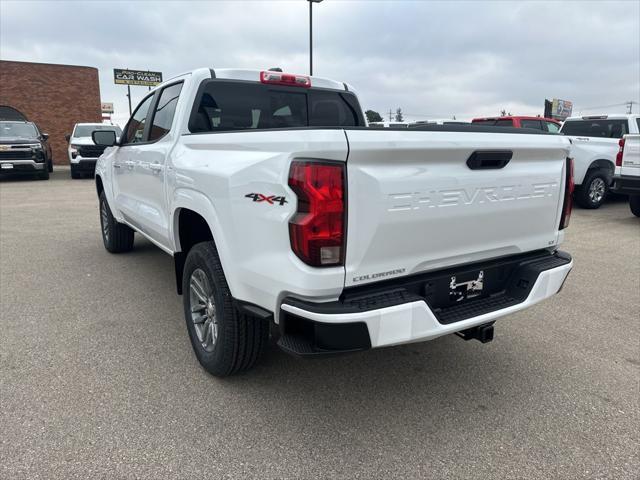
(113, 163), (122, 169)
(466, 150), (512, 170)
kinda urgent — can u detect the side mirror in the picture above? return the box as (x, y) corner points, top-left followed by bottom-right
(92, 130), (117, 147)
(42, 133), (49, 141)
(65, 134), (71, 142)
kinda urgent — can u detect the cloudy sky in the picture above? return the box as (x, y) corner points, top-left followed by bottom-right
(1, 0), (639, 126)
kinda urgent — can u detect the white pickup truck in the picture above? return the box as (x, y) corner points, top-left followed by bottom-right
(560, 114), (640, 208)
(92, 68), (574, 376)
(612, 134), (640, 216)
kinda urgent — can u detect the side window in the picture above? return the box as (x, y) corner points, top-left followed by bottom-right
(521, 119), (543, 130)
(148, 82), (183, 141)
(122, 94), (155, 144)
(546, 122), (560, 133)
(636, 118), (640, 132)
(609, 120), (628, 139)
(494, 120), (513, 127)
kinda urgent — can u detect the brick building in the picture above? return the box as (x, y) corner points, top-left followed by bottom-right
(0, 60), (102, 165)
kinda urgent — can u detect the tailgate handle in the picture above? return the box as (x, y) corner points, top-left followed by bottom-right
(466, 150), (512, 170)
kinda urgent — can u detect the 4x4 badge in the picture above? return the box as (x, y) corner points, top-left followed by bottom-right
(245, 193), (287, 206)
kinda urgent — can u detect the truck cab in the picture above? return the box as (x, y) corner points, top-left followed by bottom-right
(472, 116), (562, 132)
(560, 114), (640, 208)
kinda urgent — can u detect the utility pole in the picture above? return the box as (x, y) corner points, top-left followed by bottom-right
(627, 101), (634, 114)
(308, 0), (323, 76)
(125, 67), (132, 116)
(126, 85), (132, 116)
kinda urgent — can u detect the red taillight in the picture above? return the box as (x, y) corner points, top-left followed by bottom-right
(288, 161), (346, 267)
(560, 157), (574, 230)
(616, 138), (625, 167)
(260, 71), (311, 88)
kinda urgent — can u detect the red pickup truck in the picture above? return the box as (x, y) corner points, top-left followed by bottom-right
(472, 116), (561, 133)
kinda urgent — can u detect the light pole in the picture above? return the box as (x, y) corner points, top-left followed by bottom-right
(308, 0), (323, 76)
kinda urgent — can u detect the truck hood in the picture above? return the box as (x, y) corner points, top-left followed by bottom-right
(0, 137), (39, 144)
(69, 137), (96, 146)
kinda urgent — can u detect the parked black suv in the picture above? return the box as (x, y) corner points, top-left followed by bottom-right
(0, 121), (52, 180)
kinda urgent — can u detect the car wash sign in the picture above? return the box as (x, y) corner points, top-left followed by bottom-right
(113, 69), (163, 87)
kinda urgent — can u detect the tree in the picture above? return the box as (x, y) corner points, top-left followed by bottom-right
(395, 108), (404, 122)
(365, 110), (383, 123)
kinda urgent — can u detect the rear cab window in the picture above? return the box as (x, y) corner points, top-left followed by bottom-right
(561, 119), (629, 138)
(472, 119), (497, 126)
(494, 119), (514, 127)
(520, 119), (543, 130)
(188, 80), (364, 133)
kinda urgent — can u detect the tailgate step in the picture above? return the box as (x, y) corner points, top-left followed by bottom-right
(434, 293), (520, 324)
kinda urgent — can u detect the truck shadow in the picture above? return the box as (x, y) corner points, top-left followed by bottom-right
(116, 238), (568, 435)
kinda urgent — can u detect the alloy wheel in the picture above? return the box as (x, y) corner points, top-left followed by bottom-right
(100, 200), (110, 242)
(189, 268), (219, 352)
(588, 177), (606, 204)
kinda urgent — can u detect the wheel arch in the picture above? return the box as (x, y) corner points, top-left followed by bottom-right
(586, 159), (614, 178)
(171, 189), (235, 296)
(95, 174), (104, 197)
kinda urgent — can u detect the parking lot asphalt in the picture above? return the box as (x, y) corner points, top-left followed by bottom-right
(1, 168), (638, 479)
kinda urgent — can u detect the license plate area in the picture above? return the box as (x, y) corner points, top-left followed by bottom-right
(424, 264), (514, 311)
(449, 270), (485, 303)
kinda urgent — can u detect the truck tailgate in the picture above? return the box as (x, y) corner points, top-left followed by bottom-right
(344, 129), (570, 287)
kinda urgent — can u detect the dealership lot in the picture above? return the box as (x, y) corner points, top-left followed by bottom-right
(0, 170), (638, 479)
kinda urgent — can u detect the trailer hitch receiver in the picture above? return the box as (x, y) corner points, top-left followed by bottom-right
(455, 323), (494, 343)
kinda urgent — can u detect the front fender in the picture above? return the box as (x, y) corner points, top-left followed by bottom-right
(95, 147), (121, 216)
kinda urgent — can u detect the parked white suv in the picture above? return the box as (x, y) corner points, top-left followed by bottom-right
(560, 114), (640, 208)
(92, 68), (574, 376)
(66, 123), (121, 179)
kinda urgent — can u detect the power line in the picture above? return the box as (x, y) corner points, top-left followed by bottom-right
(575, 102), (629, 112)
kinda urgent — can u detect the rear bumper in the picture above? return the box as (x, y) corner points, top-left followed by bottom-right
(611, 174), (640, 196)
(0, 160), (45, 172)
(279, 250), (572, 355)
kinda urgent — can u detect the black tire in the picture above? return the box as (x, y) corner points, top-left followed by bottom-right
(47, 160), (53, 173)
(574, 170), (609, 209)
(99, 191), (134, 253)
(38, 169), (50, 180)
(71, 167), (80, 179)
(630, 195), (640, 217)
(182, 241), (269, 377)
